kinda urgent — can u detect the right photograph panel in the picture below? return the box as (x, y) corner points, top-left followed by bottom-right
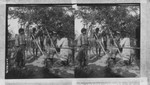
(74, 4), (140, 78)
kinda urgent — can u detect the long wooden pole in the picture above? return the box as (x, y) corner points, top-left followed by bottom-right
(94, 33), (107, 54)
(31, 35), (44, 55)
(43, 27), (59, 57)
(107, 27), (123, 58)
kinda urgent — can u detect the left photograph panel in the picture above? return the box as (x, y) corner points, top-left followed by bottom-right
(6, 4), (75, 79)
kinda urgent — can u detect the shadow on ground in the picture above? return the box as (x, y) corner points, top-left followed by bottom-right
(6, 67), (62, 79)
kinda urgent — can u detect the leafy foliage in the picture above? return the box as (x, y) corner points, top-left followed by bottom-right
(8, 5), (140, 39)
(75, 5), (140, 38)
(8, 6), (74, 39)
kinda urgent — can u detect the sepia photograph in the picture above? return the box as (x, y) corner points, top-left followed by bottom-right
(5, 4), (140, 79)
(6, 4), (75, 78)
(74, 4), (140, 78)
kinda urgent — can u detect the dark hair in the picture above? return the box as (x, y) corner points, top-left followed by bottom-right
(32, 28), (36, 33)
(57, 30), (65, 37)
(18, 28), (24, 34)
(95, 28), (99, 32)
(102, 31), (106, 36)
(121, 30), (128, 38)
(81, 28), (86, 33)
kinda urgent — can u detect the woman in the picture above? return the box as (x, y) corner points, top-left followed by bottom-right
(56, 31), (70, 65)
(120, 31), (131, 64)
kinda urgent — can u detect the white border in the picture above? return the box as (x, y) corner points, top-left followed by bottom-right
(0, 0), (149, 85)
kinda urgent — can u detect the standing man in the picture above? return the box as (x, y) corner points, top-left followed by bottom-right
(15, 28), (26, 68)
(31, 27), (38, 56)
(101, 26), (108, 51)
(95, 28), (101, 56)
(35, 26), (45, 54)
(39, 26), (45, 51)
(77, 28), (89, 67)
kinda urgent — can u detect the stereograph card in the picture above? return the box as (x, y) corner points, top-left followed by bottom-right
(0, 0), (150, 85)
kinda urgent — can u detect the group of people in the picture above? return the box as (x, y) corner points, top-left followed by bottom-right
(76, 25), (133, 67)
(14, 24), (133, 69)
(14, 26), (72, 68)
